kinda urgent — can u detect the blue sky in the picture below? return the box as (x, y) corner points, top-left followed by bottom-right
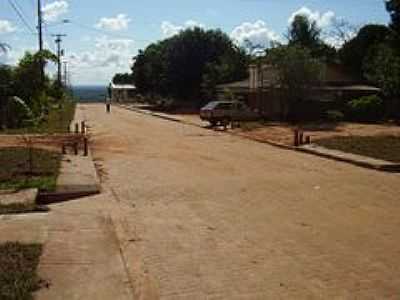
(0, 0), (390, 85)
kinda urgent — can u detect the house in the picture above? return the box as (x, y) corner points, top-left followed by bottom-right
(217, 63), (381, 120)
(110, 83), (137, 103)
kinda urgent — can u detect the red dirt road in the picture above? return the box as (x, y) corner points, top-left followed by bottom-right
(83, 103), (400, 299)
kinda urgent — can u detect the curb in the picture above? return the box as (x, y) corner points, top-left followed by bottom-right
(297, 145), (400, 173)
(117, 104), (400, 173)
(37, 189), (100, 204)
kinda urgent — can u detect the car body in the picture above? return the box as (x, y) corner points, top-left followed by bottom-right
(200, 101), (259, 126)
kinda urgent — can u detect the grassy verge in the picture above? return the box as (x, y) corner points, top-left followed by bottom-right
(0, 242), (43, 300)
(1, 100), (76, 134)
(0, 147), (61, 191)
(315, 135), (400, 163)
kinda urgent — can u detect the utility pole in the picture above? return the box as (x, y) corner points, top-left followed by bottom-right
(63, 61), (68, 87)
(52, 34), (67, 87)
(37, 0), (44, 83)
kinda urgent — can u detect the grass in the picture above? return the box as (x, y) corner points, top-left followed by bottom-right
(1, 100), (76, 134)
(0, 242), (43, 300)
(0, 147), (61, 191)
(315, 135), (400, 163)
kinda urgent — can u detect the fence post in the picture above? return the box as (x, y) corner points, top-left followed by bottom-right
(294, 129), (299, 147)
(74, 142), (78, 155)
(75, 123), (79, 134)
(299, 132), (304, 145)
(83, 137), (88, 156)
(81, 121), (85, 134)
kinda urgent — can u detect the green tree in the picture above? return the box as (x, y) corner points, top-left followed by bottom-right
(288, 15), (321, 49)
(12, 50), (57, 116)
(288, 14), (336, 61)
(339, 24), (391, 77)
(131, 27), (248, 104)
(112, 73), (133, 84)
(363, 44), (400, 118)
(0, 43), (10, 54)
(266, 45), (324, 120)
(0, 65), (13, 128)
(364, 44), (400, 91)
(386, 0), (400, 34)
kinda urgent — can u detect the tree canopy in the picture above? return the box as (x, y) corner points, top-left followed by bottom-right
(112, 73), (133, 85)
(287, 14), (336, 62)
(386, 0), (400, 34)
(339, 24), (391, 77)
(131, 27), (248, 104)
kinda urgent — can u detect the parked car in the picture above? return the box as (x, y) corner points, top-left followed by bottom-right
(200, 101), (259, 126)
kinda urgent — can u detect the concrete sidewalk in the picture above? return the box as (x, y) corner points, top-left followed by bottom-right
(35, 194), (134, 300)
(1, 193), (134, 300)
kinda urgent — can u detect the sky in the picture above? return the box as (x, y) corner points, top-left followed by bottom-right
(0, 0), (390, 85)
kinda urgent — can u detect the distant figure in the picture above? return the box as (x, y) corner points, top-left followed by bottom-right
(106, 97), (111, 113)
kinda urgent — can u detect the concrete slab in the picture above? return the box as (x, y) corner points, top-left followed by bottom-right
(0, 188), (38, 206)
(56, 155), (100, 193)
(300, 144), (400, 172)
(35, 194), (134, 300)
(0, 213), (49, 244)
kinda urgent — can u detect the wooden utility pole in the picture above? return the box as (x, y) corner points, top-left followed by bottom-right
(63, 61), (68, 87)
(37, 0), (44, 83)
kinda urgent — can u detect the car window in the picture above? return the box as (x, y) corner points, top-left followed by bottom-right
(216, 103), (232, 110)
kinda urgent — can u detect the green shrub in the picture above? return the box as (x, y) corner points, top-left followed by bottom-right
(325, 110), (344, 122)
(346, 95), (385, 122)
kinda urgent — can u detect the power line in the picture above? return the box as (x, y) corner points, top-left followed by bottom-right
(7, 0), (36, 34)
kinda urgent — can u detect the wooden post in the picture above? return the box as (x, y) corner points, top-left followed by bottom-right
(299, 132), (304, 145)
(294, 129), (299, 147)
(83, 138), (88, 156)
(81, 121), (85, 134)
(74, 142), (78, 155)
(75, 123), (79, 134)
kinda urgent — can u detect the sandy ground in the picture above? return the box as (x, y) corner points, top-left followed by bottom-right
(174, 114), (400, 146)
(83, 103), (400, 299)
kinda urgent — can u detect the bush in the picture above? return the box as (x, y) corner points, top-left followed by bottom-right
(346, 95), (385, 122)
(325, 110), (344, 122)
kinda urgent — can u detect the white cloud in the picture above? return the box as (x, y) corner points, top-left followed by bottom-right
(68, 36), (134, 69)
(43, 0), (69, 22)
(67, 36), (135, 84)
(230, 20), (281, 49)
(289, 6), (336, 28)
(95, 14), (131, 31)
(0, 20), (16, 34)
(161, 20), (204, 38)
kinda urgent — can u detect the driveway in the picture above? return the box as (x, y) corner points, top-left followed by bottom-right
(82, 103), (400, 299)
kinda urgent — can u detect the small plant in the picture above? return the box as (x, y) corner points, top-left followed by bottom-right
(346, 95), (385, 122)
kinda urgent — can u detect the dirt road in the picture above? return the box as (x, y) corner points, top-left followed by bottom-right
(82, 103), (400, 299)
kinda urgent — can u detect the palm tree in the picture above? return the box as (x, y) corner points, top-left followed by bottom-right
(0, 43), (10, 54)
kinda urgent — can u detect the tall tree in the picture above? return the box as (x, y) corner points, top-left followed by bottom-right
(112, 73), (133, 85)
(339, 24), (391, 77)
(0, 43), (10, 54)
(386, 0), (400, 34)
(266, 45), (323, 120)
(288, 15), (336, 61)
(386, 0), (400, 48)
(288, 15), (321, 49)
(131, 27), (248, 104)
